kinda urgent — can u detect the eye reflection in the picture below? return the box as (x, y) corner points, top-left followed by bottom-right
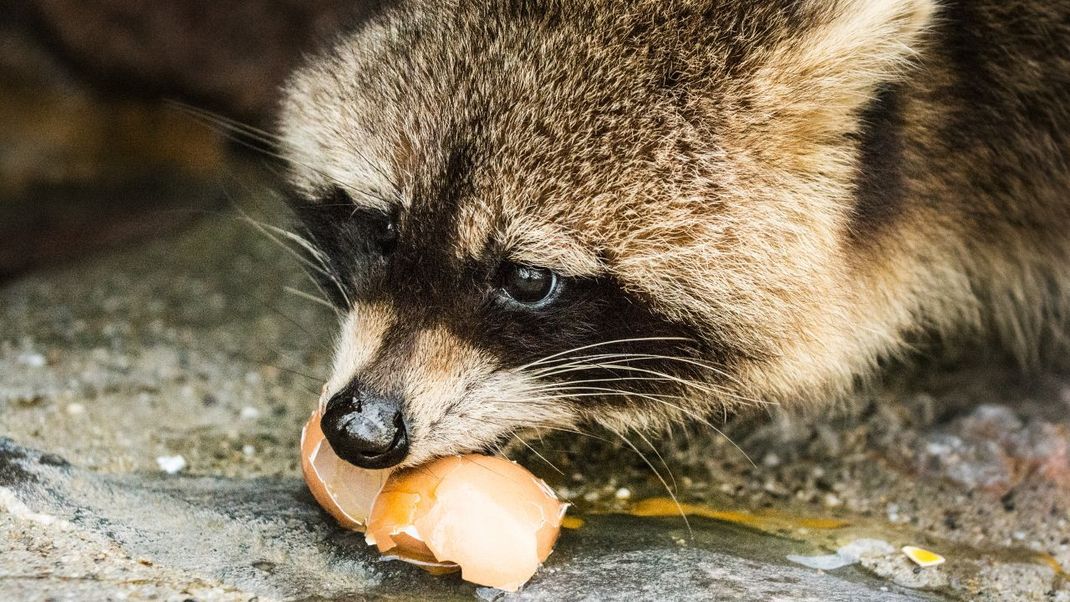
(500, 264), (559, 306)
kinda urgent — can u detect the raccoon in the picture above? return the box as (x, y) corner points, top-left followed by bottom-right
(277, 0), (1070, 469)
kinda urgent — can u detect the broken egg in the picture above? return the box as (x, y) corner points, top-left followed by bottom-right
(301, 409), (567, 591)
(300, 407), (392, 529)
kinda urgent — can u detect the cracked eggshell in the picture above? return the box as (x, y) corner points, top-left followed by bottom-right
(300, 409), (391, 529)
(301, 410), (567, 591)
(366, 455), (567, 592)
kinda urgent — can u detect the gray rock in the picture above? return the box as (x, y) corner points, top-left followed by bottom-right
(0, 438), (935, 601)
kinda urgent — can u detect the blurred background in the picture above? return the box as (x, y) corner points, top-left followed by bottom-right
(1, 0), (385, 279)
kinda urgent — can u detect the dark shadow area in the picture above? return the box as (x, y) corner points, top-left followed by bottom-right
(0, 0), (389, 280)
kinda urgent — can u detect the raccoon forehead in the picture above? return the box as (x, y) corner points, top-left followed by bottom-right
(276, 120), (400, 213)
(277, 59), (406, 212)
(453, 205), (605, 277)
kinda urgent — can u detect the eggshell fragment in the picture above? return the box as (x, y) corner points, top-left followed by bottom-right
(300, 408), (391, 529)
(366, 455), (566, 591)
(902, 545), (946, 568)
(300, 410), (567, 591)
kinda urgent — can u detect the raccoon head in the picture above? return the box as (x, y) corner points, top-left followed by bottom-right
(278, 0), (935, 468)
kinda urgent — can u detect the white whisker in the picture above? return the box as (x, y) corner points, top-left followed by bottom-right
(634, 429), (677, 494)
(512, 434), (564, 476)
(516, 337), (693, 371)
(531, 351), (757, 395)
(284, 286), (338, 313)
(605, 425), (692, 536)
(169, 101), (397, 207)
(534, 362), (768, 408)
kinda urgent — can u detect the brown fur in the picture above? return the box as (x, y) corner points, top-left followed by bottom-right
(279, 0), (1070, 465)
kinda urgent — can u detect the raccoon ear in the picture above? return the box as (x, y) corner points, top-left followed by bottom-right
(742, 0), (935, 141)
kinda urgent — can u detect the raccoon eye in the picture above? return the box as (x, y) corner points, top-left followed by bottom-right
(499, 264), (559, 307)
(378, 220), (399, 255)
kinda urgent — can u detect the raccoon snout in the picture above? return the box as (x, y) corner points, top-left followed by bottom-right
(321, 382), (409, 469)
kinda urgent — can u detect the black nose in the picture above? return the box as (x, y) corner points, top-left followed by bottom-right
(321, 382), (409, 469)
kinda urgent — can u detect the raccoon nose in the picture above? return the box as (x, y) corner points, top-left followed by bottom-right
(321, 383), (409, 469)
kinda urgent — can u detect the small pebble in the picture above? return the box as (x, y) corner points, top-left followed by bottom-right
(787, 552), (852, 571)
(17, 353), (46, 368)
(156, 455), (187, 475)
(614, 487), (632, 500)
(242, 445), (256, 457)
(240, 406), (261, 420)
(838, 538), (895, 562)
(886, 503), (901, 523)
(66, 403), (86, 416)
(786, 538), (894, 571)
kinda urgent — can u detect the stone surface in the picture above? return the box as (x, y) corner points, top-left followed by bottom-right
(917, 404), (1070, 495)
(0, 439), (933, 601)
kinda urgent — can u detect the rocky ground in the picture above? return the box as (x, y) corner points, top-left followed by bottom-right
(1, 175), (1069, 601)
